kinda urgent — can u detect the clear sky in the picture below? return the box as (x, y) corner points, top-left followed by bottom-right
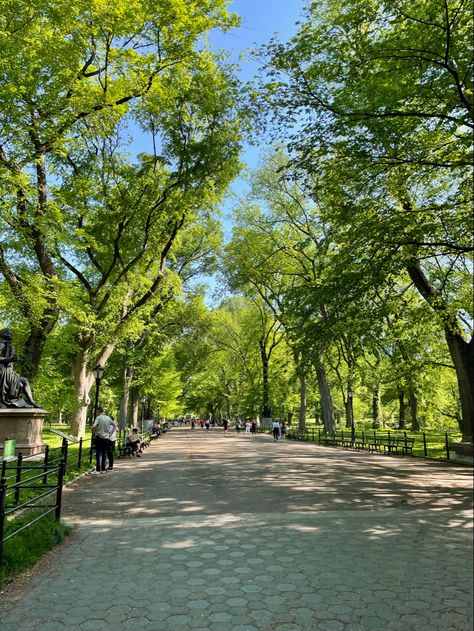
(209, 0), (305, 211)
(200, 0), (307, 300)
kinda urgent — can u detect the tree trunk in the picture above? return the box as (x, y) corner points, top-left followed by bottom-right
(298, 370), (307, 431)
(345, 398), (351, 429)
(70, 349), (94, 437)
(445, 332), (474, 440)
(118, 363), (134, 431)
(315, 360), (336, 434)
(398, 390), (405, 429)
(130, 386), (139, 427)
(407, 260), (474, 440)
(21, 318), (58, 382)
(372, 386), (381, 429)
(70, 340), (115, 437)
(409, 391), (420, 431)
(259, 339), (271, 417)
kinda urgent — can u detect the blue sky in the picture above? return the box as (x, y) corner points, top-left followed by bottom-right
(210, 0), (305, 181)
(201, 0), (306, 300)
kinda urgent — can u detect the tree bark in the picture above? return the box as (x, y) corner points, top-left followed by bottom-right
(118, 363), (134, 430)
(409, 391), (420, 431)
(315, 360), (336, 434)
(70, 340), (115, 437)
(407, 260), (474, 439)
(398, 390), (405, 429)
(259, 339), (271, 417)
(372, 386), (381, 429)
(70, 349), (94, 437)
(298, 370), (307, 431)
(445, 331), (474, 440)
(130, 386), (139, 427)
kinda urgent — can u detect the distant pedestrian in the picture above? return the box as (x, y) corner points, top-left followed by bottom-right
(281, 422), (287, 439)
(199, 419), (205, 429)
(272, 420), (281, 440)
(223, 418), (229, 435)
(106, 416), (117, 470)
(236, 419), (242, 434)
(245, 419), (251, 434)
(205, 418), (210, 431)
(92, 407), (113, 473)
(191, 419), (196, 429)
(251, 421), (257, 435)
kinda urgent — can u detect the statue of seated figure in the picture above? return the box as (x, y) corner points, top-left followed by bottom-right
(0, 329), (37, 408)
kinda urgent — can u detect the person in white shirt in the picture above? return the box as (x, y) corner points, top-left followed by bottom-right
(92, 407), (113, 473)
(106, 417), (118, 470)
(272, 420), (281, 441)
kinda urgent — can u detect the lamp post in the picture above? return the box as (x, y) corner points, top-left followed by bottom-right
(141, 396), (146, 433)
(348, 390), (355, 442)
(281, 401), (285, 423)
(92, 364), (105, 423)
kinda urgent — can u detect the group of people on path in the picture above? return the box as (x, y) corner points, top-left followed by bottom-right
(91, 408), (145, 474)
(189, 415), (288, 440)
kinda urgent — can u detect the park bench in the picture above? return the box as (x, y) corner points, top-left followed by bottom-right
(383, 437), (415, 457)
(368, 437), (394, 453)
(117, 440), (133, 458)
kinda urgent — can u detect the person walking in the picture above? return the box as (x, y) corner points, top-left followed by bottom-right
(245, 419), (251, 435)
(251, 420), (257, 435)
(236, 419), (242, 434)
(92, 407), (113, 473)
(106, 416), (117, 471)
(205, 418), (210, 431)
(272, 420), (281, 440)
(223, 418), (229, 435)
(281, 421), (288, 439)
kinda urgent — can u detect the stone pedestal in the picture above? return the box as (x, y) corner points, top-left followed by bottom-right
(0, 408), (48, 457)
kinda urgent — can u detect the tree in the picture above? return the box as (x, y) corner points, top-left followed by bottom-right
(259, 0), (473, 438)
(0, 0), (239, 380)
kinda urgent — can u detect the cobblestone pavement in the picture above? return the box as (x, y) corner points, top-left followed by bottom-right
(1, 428), (472, 631)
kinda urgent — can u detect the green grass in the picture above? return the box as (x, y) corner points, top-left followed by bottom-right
(1, 514), (71, 585)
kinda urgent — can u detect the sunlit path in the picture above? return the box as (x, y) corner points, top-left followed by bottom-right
(1, 428), (472, 631)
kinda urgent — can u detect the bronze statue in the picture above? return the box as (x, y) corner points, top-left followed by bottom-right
(0, 329), (37, 408)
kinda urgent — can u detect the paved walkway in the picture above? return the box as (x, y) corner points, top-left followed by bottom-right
(1, 429), (472, 631)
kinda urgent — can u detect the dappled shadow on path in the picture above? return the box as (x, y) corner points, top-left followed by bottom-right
(62, 429), (473, 531)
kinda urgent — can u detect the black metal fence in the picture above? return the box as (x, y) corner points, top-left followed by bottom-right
(0, 436), (93, 568)
(286, 426), (472, 461)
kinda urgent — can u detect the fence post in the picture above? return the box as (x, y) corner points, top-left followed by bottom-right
(78, 438), (83, 470)
(312, 427), (315, 442)
(0, 477), (6, 569)
(1, 460), (6, 480)
(318, 428), (321, 445)
(423, 433), (427, 457)
(445, 433), (450, 460)
(404, 431), (408, 453)
(14, 452), (23, 506)
(89, 436), (94, 464)
(43, 445), (50, 485)
(55, 458), (66, 521)
(61, 438), (68, 476)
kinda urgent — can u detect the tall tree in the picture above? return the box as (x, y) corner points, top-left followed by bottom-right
(259, 0), (473, 438)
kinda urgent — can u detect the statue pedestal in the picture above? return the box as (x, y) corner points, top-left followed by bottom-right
(0, 408), (48, 457)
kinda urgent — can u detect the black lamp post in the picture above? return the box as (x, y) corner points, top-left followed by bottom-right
(348, 390), (355, 441)
(92, 364), (105, 423)
(281, 401), (285, 423)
